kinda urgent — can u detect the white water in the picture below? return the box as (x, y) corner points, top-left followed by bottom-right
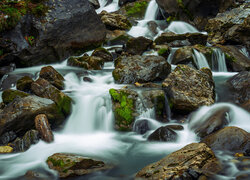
(240, 46), (250, 58)
(96, 0), (119, 13)
(192, 49), (210, 69)
(128, 0), (159, 38)
(167, 21), (199, 34)
(212, 48), (228, 72)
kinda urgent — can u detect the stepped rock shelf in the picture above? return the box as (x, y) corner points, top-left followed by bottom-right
(0, 0), (249, 179)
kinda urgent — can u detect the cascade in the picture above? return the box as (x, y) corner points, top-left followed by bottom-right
(96, 0), (119, 13)
(166, 21), (200, 34)
(192, 49), (210, 69)
(212, 48), (228, 72)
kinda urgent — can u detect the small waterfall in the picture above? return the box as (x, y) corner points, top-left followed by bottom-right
(96, 0), (119, 13)
(166, 21), (199, 34)
(127, 0), (159, 38)
(192, 49), (210, 69)
(212, 48), (228, 72)
(239, 46), (250, 58)
(167, 48), (178, 64)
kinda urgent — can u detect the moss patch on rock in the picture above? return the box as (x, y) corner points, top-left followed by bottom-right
(125, 1), (148, 18)
(2, 89), (29, 104)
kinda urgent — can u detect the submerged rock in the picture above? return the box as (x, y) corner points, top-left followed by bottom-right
(0, 95), (65, 136)
(113, 55), (171, 84)
(39, 66), (65, 90)
(109, 88), (138, 131)
(136, 143), (221, 179)
(2, 89), (29, 105)
(125, 36), (153, 55)
(202, 126), (250, 153)
(100, 11), (132, 30)
(16, 76), (34, 93)
(162, 65), (215, 113)
(46, 153), (111, 178)
(35, 114), (54, 143)
(147, 126), (178, 142)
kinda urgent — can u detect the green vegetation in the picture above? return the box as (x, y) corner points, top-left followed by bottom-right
(166, 16), (177, 24)
(125, 1), (148, 18)
(0, 0), (48, 33)
(158, 48), (169, 57)
(225, 53), (237, 62)
(109, 88), (135, 131)
(2, 89), (29, 104)
(0, 49), (3, 56)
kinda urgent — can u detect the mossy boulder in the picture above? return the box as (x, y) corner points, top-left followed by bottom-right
(125, 0), (149, 18)
(67, 54), (104, 70)
(91, 47), (113, 62)
(31, 78), (72, 117)
(16, 76), (34, 92)
(2, 89), (29, 105)
(109, 88), (138, 131)
(39, 66), (65, 90)
(46, 153), (110, 178)
(125, 36), (153, 55)
(100, 11), (132, 30)
(162, 65), (215, 113)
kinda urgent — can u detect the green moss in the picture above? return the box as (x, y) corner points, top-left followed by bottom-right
(2, 89), (29, 104)
(109, 89), (135, 131)
(47, 157), (66, 168)
(166, 16), (177, 24)
(112, 70), (121, 82)
(225, 53), (237, 62)
(157, 48), (169, 58)
(125, 1), (148, 18)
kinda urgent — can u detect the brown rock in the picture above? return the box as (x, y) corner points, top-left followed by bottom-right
(16, 76), (34, 92)
(35, 114), (54, 143)
(125, 36), (153, 55)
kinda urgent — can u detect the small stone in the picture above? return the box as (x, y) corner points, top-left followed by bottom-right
(0, 146), (13, 153)
(35, 114), (54, 143)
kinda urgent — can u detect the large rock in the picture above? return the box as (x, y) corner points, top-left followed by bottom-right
(113, 55), (171, 84)
(35, 114), (54, 143)
(0, 95), (65, 136)
(136, 143), (221, 179)
(16, 76), (34, 93)
(39, 66), (65, 90)
(133, 119), (150, 134)
(91, 48), (113, 62)
(100, 11), (132, 30)
(147, 126), (178, 142)
(46, 153), (111, 178)
(156, 0), (236, 30)
(31, 78), (72, 116)
(109, 88), (138, 131)
(0, 0), (106, 67)
(125, 36), (153, 55)
(217, 45), (250, 72)
(162, 65), (215, 113)
(206, 4), (250, 50)
(202, 126), (250, 152)
(2, 89), (29, 105)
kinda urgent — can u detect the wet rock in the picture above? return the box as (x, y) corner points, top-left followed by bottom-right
(109, 88), (138, 131)
(11, 130), (40, 152)
(141, 90), (167, 121)
(46, 153), (111, 178)
(0, 63), (15, 79)
(2, 89), (29, 105)
(39, 66), (65, 90)
(202, 126), (250, 152)
(0, 146), (13, 153)
(155, 32), (207, 46)
(16, 76), (34, 92)
(136, 143), (222, 179)
(147, 21), (158, 36)
(67, 54), (104, 70)
(217, 45), (250, 72)
(35, 114), (54, 143)
(166, 125), (184, 131)
(148, 126), (178, 142)
(113, 55), (171, 84)
(228, 71), (250, 107)
(88, 0), (100, 9)
(133, 120), (150, 134)
(0, 95), (65, 136)
(171, 46), (194, 65)
(162, 65), (215, 113)
(206, 5), (250, 50)
(105, 30), (131, 46)
(0, 131), (16, 145)
(92, 47), (113, 62)
(125, 36), (153, 55)
(83, 77), (93, 82)
(31, 78), (72, 117)
(100, 10), (132, 30)
(189, 107), (230, 138)
(134, 82), (161, 88)
(157, 47), (170, 59)
(0, 0), (106, 67)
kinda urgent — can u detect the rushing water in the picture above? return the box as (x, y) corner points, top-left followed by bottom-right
(212, 48), (228, 72)
(0, 0), (249, 179)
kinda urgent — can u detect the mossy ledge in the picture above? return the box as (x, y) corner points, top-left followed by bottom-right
(125, 1), (149, 18)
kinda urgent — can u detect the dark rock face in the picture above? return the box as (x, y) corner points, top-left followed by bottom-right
(35, 114), (54, 143)
(136, 143), (222, 179)
(0, 95), (65, 136)
(46, 153), (111, 178)
(147, 126), (178, 142)
(0, 0), (106, 67)
(119, 0), (137, 6)
(156, 0), (235, 30)
(228, 71), (250, 110)
(0, 131), (16, 145)
(91, 48), (113, 62)
(88, 0), (100, 9)
(11, 129), (40, 152)
(162, 65), (215, 113)
(189, 107), (230, 138)
(125, 36), (153, 55)
(206, 5), (250, 51)
(202, 126), (250, 152)
(39, 66), (65, 90)
(133, 120), (150, 134)
(217, 45), (250, 72)
(113, 55), (171, 84)
(16, 76), (34, 93)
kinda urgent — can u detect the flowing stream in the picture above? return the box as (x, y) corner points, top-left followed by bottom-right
(0, 0), (249, 179)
